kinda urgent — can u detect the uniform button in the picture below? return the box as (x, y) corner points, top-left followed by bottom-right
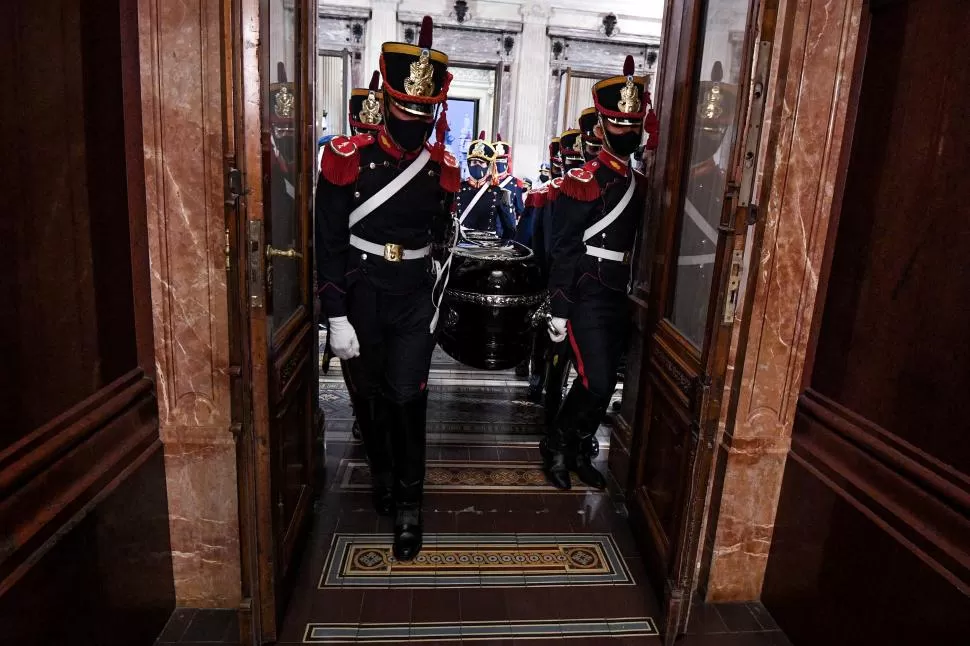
(354, 191), (361, 198)
(369, 162), (376, 169)
(361, 253), (368, 259)
(598, 258), (603, 263)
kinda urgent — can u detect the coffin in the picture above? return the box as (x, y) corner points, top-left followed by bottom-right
(438, 232), (546, 370)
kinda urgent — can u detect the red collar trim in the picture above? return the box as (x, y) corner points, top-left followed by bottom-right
(466, 176), (489, 188)
(597, 148), (628, 175)
(377, 128), (421, 161)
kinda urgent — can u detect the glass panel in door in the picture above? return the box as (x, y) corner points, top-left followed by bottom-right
(265, 0), (302, 333)
(667, 0), (748, 347)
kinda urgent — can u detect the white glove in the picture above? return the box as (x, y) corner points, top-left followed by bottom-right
(547, 316), (568, 343)
(328, 316), (360, 360)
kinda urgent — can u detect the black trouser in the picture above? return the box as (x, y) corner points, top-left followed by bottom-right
(555, 277), (629, 442)
(342, 278), (435, 503)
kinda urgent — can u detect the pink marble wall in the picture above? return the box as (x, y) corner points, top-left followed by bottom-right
(138, 0), (241, 607)
(705, 0), (864, 601)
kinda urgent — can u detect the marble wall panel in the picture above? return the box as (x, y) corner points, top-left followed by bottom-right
(138, 0), (240, 607)
(704, 0), (864, 601)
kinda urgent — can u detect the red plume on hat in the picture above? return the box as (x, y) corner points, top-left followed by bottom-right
(478, 130), (486, 140)
(369, 70), (380, 90)
(623, 55), (634, 76)
(419, 15), (433, 48)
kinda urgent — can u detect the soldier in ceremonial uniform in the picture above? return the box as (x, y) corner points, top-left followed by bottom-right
(349, 71), (384, 135)
(457, 132), (516, 239)
(578, 107), (604, 161)
(542, 55), (658, 490)
(316, 16), (459, 561)
(669, 61), (737, 345)
(321, 70), (388, 442)
(493, 134), (526, 223)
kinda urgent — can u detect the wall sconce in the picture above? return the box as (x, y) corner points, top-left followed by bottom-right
(502, 35), (515, 58)
(647, 50), (658, 67)
(454, 0), (470, 24)
(601, 13), (618, 37)
(404, 26), (415, 44)
(551, 40), (564, 61)
(351, 22), (364, 44)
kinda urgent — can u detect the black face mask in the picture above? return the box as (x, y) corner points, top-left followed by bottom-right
(604, 129), (642, 158)
(496, 159), (509, 176)
(385, 116), (434, 152)
(468, 164), (488, 180)
(539, 171), (550, 182)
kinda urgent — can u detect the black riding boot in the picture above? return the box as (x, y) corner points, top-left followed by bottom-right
(560, 385), (609, 490)
(389, 390), (428, 561)
(543, 343), (570, 428)
(354, 395), (394, 516)
(540, 426), (572, 489)
(527, 332), (547, 403)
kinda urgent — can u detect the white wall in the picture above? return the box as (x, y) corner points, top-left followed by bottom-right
(318, 0), (665, 174)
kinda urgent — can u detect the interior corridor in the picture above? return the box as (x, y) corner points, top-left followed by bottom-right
(154, 341), (791, 645)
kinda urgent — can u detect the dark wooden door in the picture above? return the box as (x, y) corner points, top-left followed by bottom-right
(763, 0), (970, 642)
(621, 0), (774, 641)
(228, 0), (318, 642)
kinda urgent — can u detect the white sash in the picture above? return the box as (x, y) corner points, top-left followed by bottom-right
(348, 148), (432, 228)
(583, 174), (636, 241)
(499, 175), (514, 189)
(458, 181), (492, 225)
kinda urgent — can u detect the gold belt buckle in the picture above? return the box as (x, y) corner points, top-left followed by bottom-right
(623, 251), (631, 264)
(384, 243), (403, 262)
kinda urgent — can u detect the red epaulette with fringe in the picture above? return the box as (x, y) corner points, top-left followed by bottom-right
(525, 187), (547, 209)
(320, 134), (374, 186)
(437, 149), (461, 193)
(547, 177), (564, 201)
(560, 167), (600, 202)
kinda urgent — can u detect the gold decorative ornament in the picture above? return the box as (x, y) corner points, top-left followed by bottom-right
(700, 83), (724, 121)
(572, 137), (583, 154)
(274, 85), (294, 118)
(472, 141), (486, 158)
(617, 77), (641, 114)
(360, 90), (382, 125)
(405, 50), (434, 97)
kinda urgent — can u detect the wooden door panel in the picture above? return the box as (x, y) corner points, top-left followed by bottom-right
(230, 0), (317, 642)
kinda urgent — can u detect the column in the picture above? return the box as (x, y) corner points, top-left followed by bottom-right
(139, 0), (240, 607)
(510, 1), (552, 176)
(704, 0), (864, 601)
(364, 0), (400, 84)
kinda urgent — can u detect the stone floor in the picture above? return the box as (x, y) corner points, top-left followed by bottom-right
(155, 344), (792, 645)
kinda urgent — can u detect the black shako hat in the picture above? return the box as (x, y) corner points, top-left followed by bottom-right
(380, 16), (450, 117)
(348, 70), (383, 131)
(592, 55), (649, 126)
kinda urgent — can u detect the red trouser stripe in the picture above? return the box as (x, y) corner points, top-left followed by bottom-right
(566, 321), (588, 389)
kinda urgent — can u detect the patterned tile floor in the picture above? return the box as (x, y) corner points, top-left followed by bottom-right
(155, 341), (792, 645)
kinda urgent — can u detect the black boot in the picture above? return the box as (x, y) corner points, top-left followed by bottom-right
(540, 428), (572, 490)
(389, 391), (428, 561)
(355, 395), (394, 516)
(557, 384), (609, 490)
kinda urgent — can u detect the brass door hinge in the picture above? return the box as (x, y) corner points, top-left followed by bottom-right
(722, 249), (744, 324)
(247, 220), (264, 308)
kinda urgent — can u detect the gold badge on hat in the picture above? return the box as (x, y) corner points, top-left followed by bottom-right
(700, 83), (724, 121)
(274, 85), (294, 118)
(472, 141), (486, 157)
(495, 143), (506, 156)
(618, 77), (641, 114)
(360, 90), (382, 125)
(405, 50), (434, 97)
(572, 137), (583, 154)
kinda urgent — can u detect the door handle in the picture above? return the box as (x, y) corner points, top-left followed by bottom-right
(265, 245), (303, 260)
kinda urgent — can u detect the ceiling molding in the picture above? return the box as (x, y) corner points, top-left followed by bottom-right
(398, 10), (523, 34)
(319, 6), (372, 20)
(547, 25), (660, 47)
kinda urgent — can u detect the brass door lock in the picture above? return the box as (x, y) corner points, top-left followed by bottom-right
(265, 245), (303, 260)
